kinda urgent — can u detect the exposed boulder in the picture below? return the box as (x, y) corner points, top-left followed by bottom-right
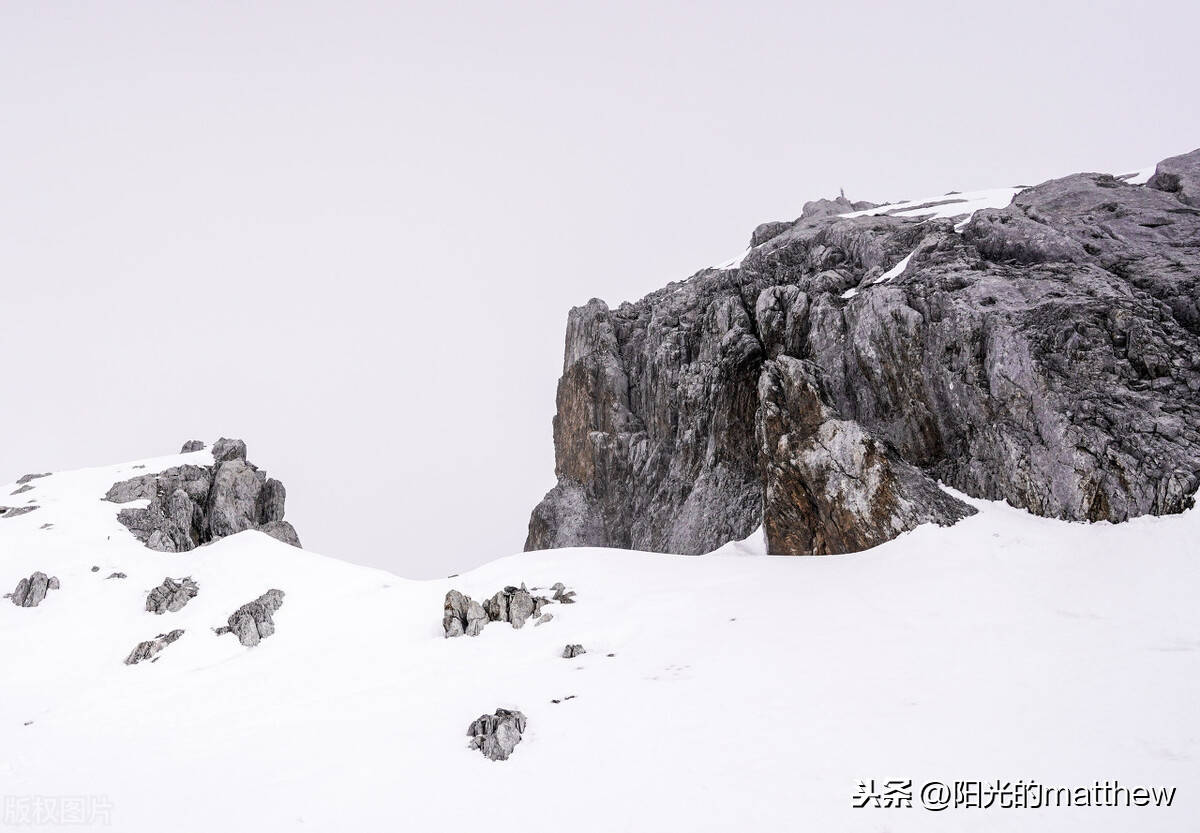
(259, 520), (302, 548)
(527, 149), (1200, 556)
(562, 644), (586, 658)
(124, 629), (184, 665)
(106, 572), (127, 580)
(215, 589), (285, 647)
(1, 506), (39, 519)
(10, 484), (33, 495)
(467, 709), (527, 761)
(1147, 147), (1200, 208)
(443, 590), (488, 638)
(106, 440), (302, 551)
(15, 473), (50, 484)
(180, 440), (206, 453)
(7, 572), (59, 607)
(212, 437), (248, 463)
(145, 577), (199, 614)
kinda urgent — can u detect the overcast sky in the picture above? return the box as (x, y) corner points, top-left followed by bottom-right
(2, 0), (1196, 577)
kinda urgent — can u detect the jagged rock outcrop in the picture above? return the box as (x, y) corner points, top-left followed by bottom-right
(443, 583), (569, 637)
(562, 644), (585, 658)
(467, 709), (526, 761)
(16, 473), (50, 484)
(6, 571), (59, 607)
(106, 438), (302, 552)
(527, 149), (1200, 555)
(180, 440), (206, 453)
(145, 577), (199, 614)
(484, 584), (548, 629)
(124, 629), (184, 665)
(215, 589), (285, 647)
(1, 506), (39, 519)
(443, 590), (488, 637)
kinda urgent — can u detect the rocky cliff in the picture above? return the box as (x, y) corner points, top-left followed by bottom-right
(526, 149), (1200, 555)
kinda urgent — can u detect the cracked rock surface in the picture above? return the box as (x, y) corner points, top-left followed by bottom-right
(124, 629), (184, 665)
(527, 149), (1200, 555)
(145, 577), (199, 614)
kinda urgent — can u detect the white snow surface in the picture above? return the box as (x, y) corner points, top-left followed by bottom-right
(3, 452), (1199, 831)
(840, 186), (1024, 225)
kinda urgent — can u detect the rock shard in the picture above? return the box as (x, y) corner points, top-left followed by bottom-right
(467, 709), (527, 761)
(145, 577), (199, 614)
(215, 589), (285, 647)
(124, 629), (185, 665)
(6, 571), (59, 607)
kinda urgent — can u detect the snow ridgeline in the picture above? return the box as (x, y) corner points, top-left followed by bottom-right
(1, 446), (1198, 831)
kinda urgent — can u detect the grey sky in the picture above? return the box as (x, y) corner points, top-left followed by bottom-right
(2, 0), (1196, 577)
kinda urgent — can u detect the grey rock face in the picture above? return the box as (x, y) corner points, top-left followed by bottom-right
(10, 484), (33, 495)
(15, 473), (50, 484)
(562, 644), (585, 658)
(124, 629), (184, 665)
(443, 590), (489, 638)
(106, 572), (127, 580)
(7, 571), (59, 607)
(758, 357), (975, 554)
(106, 440), (301, 551)
(527, 149), (1200, 555)
(180, 440), (206, 453)
(145, 577), (199, 614)
(215, 589), (285, 647)
(0, 506), (39, 519)
(467, 709), (527, 761)
(1147, 148), (1200, 209)
(259, 520), (302, 548)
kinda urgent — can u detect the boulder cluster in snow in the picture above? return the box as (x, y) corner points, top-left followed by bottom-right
(443, 582), (574, 637)
(125, 629), (185, 665)
(527, 148), (1200, 555)
(215, 589), (285, 647)
(562, 644), (586, 658)
(105, 437), (301, 552)
(145, 577), (199, 614)
(467, 709), (527, 761)
(5, 571), (60, 607)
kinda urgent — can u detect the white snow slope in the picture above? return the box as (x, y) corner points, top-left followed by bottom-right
(2, 448), (1198, 832)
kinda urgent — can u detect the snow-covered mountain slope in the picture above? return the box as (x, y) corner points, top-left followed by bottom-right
(2, 450), (1198, 831)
